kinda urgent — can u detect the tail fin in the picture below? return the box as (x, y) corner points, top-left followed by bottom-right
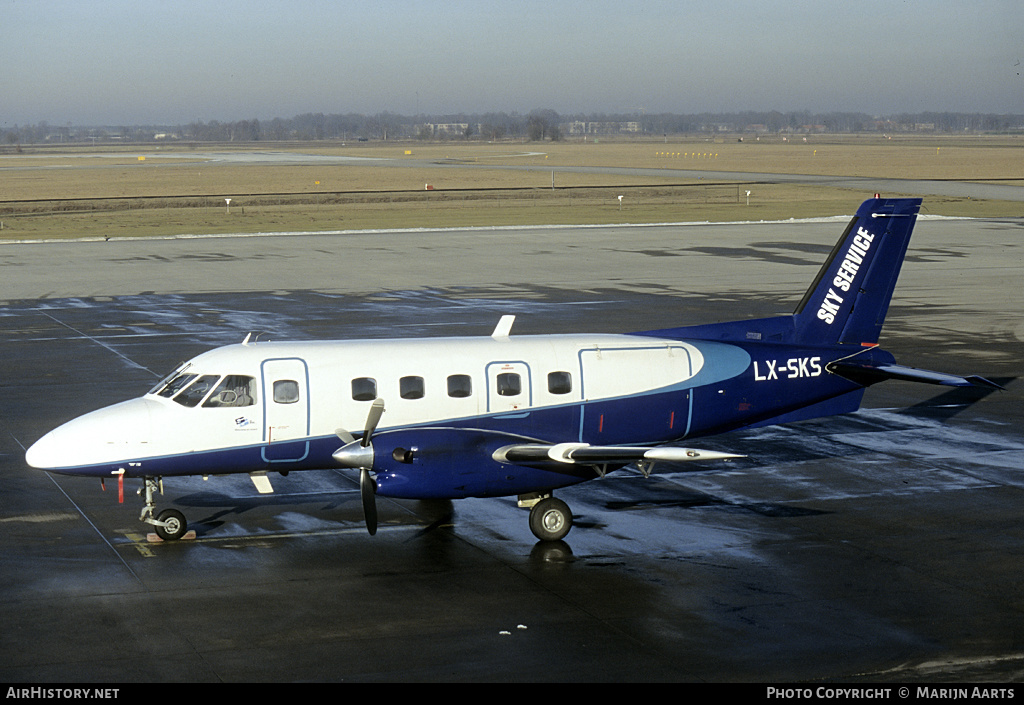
(793, 197), (921, 346)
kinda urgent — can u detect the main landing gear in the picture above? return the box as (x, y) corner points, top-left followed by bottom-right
(519, 493), (573, 542)
(139, 476), (188, 541)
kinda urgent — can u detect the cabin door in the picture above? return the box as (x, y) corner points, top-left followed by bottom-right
(577, 345), (693, 444)
(261, 357), (310, 463)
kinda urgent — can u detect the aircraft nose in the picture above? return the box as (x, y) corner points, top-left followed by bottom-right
(25, 398), (159, 472)
(25, 430), (62, 470)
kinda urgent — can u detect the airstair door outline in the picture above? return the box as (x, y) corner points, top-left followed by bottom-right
(261, 357), (310, 463)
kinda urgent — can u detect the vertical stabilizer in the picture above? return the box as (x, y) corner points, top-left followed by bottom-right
(793, 198), (921, 346)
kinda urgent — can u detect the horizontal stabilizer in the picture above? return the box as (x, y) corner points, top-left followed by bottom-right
(828, 361), (1004, 390)
(493, 442), (743, 466)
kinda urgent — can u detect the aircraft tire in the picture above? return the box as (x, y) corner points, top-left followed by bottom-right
(155, 509), (187, 541)
(529, 497), (573, 542)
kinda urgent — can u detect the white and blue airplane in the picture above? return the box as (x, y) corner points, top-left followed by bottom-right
(26, 198), (1000, 542)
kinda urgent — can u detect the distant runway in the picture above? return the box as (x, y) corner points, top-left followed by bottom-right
(5, 148), (1022, 203)
(184, 149), (1024, 203)
(194, 151), (1024, 202)
(1, 216), (1022, 682)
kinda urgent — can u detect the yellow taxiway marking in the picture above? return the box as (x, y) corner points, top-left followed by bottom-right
(121, 532), (156, 557)
(0, 512), (81, 523)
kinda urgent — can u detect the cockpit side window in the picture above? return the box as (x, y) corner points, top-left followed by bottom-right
(202, 375), (257, 407)
(173, 375), (221, 408)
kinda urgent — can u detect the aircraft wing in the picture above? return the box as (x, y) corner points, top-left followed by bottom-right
(493, 442), (742, 472)
(828, 361), (1004, 390)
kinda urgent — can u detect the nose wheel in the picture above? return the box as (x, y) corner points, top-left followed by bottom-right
(154, 508), (188, 541)
(139, 477), (189, 541)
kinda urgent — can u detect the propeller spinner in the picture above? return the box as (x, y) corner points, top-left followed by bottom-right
(333, 398), (384, 535)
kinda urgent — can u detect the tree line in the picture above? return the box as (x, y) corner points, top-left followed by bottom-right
(4, 109), (1023, 146)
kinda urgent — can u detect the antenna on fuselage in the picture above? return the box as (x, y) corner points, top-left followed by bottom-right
(491, 315), (515, 340)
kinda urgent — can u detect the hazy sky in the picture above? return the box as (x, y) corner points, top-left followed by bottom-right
(3, 0), (1021, 126)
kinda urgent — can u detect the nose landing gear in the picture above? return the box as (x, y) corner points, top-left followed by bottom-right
(139, 476), (189, 541)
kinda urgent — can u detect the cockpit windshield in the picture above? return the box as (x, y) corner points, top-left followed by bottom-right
(173, 374), (221, 408)
(155, 372), (198, 399)
(151, 370), (257, 408)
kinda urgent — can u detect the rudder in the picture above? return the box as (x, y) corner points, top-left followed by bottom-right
(793, 197), (921, 347)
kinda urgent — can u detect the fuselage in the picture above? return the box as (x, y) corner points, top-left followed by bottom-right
(25, 327), (867, 499)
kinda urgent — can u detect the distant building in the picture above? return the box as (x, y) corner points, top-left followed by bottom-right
(422, 123), (470, 137)
(563, 121), (640, 135)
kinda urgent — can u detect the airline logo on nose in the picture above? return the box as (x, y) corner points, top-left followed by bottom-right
(817, 227), (875, 324)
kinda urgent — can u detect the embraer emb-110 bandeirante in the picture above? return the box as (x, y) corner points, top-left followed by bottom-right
(26, 198), (1001, 542)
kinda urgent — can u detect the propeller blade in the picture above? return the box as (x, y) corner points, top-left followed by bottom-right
(362, 398), (385, 447)
(336, 399), (384, 534)
(360, 467), (378, 536)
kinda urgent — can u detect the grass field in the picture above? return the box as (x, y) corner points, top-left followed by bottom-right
(1, 135), (1021, 240)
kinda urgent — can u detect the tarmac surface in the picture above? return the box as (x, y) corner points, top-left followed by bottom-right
(1, 212), (1023, 682)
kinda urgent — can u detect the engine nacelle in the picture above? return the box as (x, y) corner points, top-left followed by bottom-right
(368, 427), (594, 499)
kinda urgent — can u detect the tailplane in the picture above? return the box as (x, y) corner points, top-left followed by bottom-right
(792, 197), (921, 346)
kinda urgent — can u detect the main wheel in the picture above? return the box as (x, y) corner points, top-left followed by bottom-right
(529, 497), (573, 542)
(155, 508), (187, 541)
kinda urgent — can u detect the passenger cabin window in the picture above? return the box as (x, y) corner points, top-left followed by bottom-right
(173, 374), (221, 408)
(496, 372), (521, 397)
(447, 374), (472, 398)
(400, 375), (425, 400)
(203, 375), (257, 407)
(351, 377), (377, 402)
(273, 380), (300, 404)
(548, 371), (573, 395)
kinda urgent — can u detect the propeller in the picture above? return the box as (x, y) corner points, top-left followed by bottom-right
(333, 399), (385, 535)
(360, 466), (377, 537)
